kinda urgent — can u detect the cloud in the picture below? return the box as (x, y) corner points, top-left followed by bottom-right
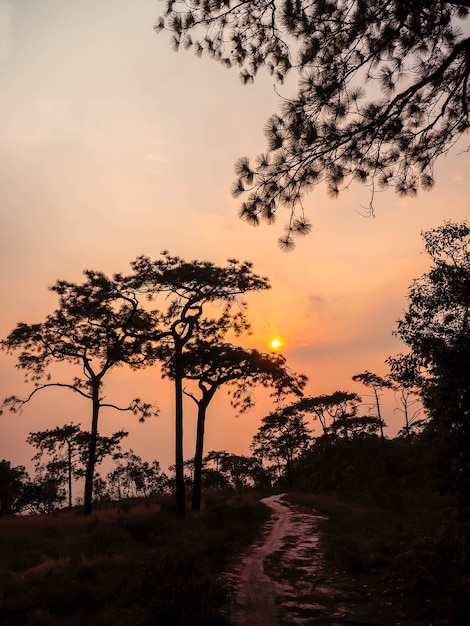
(0, 1), (11, 62)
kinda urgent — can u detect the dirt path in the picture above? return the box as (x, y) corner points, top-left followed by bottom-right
(227, 493), (347, 625)
(227, 494), (419, 626)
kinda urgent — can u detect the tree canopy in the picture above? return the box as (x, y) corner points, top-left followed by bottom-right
(251, 406), (311, 485)
(395, 221), (470, 498)
(178, 340), (306, 508)
(292, 391), (365, 440)
(0, 460), (28, 515)
(27, 424), (128, 508)
(1, 270), (158, 515)
(124, 252), (270, 516)
(157, 1), (470, 247)
(352, 371), (392, 440)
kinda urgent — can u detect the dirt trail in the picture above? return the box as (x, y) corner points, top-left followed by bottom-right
(227, 494), (435, 626)
(228, 493), (346, 625)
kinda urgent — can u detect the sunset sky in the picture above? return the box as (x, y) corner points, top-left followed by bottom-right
(1, 0), (469, 480)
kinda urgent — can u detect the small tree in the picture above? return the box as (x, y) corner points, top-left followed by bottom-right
(1, 271), (157, 515)
(27, 424), (128, 508)
(0, 460), (28, 515)
(107, 451), (168, 499)
(125, 252), (270, 516)
(294, 391), (363, 442)
(251, 407), (311, 486)
(219, 453), (262, 492)
(204, 450), (230, 472)
(352, 371), (392, 440)
(21, 476), (66, 515)
(386, 353), (426, 449)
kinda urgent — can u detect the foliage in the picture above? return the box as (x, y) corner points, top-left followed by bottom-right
(216, 453), (263, 492)
(292, 391), (381, 441)
(395, 221), (470, 499)
(178, 339), (306, 508)
(251, 406), (311, 485)
(20, 476), (66, 515)
(157, 1), (470, 246)
(106, 451), (169, 499)
(352, 370), (392, 440)
(386, 353), (427, 445)
(0, 460), (28, 515)
(1, 270), (158, 515)
(27, 424), (128, 508)
(181, 341), (306, 412)
(126, 252), (270, 309)
(124, 252), (270, 516)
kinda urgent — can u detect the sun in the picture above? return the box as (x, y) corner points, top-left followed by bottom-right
(269, 338), (282, 351)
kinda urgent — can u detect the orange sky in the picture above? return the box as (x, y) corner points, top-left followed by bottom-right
(1, 0), (469, 481)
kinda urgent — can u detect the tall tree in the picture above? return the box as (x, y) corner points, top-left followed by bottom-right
(394, 221), (470, 498)
(27, 424), (128, 508)
(157, 1), (470, 247)
(176, 341), (306, 508)
(125, 252), (270, 517)
(352, 371), (392, 440)
(1, 271), (157, 515)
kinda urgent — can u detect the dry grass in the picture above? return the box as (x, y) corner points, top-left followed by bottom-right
(0, 493), (270, 625)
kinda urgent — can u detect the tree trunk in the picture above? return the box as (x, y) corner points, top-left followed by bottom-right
(67, 444), (73, 509)
(375, 390), (385, 441)
(404, 404), (412, 452)
(174, 348), (186, 518)
(192, 393), (215, 511)
(84, 382), (100, 515)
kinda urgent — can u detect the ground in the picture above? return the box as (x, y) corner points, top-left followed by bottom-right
(226, 493), (451, 626)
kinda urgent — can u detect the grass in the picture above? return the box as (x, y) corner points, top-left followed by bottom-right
(0, 492), (270, 625)
(3, 486), (468, 625)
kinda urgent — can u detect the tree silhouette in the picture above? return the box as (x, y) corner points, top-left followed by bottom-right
(218, 453), (262, 491)
(125, 252), (270, 517)
(1, 271), (157, 515)
(352, 371), (392, 440)
(251, 407), (311, 486)
(0, 460), (28, 515)
(176, 341), (306, 509)
(157, 1), (470, 247)
(20, 475), (66, 515)
(27, 424), (128, 508)
(204, 449), (230, 473)
(293, 391), (365, 441)
(395, 221), (470, 499)
(106, 451), (168, 499)
(386, 353), (426, 449)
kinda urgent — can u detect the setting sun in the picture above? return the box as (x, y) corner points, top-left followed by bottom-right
(270, 339), (282, 350)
